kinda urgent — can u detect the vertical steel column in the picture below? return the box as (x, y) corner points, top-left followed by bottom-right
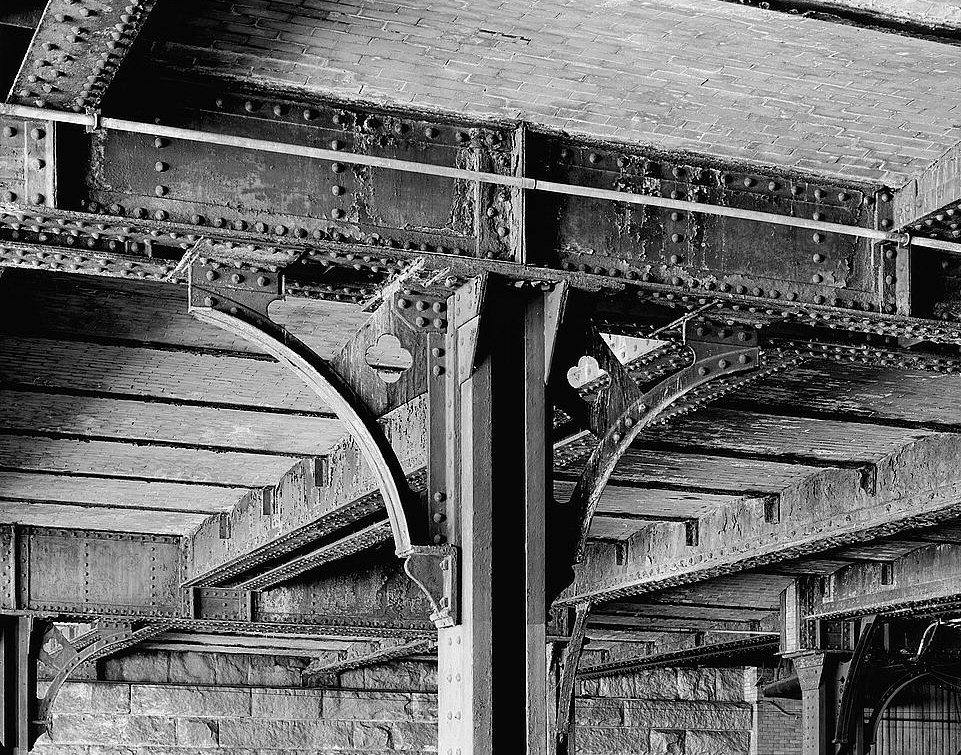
(0, 616), (37, 755)
(438, 277), (550, 755)
(795, 652), (833, 755)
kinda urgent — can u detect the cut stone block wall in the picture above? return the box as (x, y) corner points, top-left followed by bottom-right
(33, 650), (438, 755)
(34, 681), (437, 754)
(33, 650), (768, 755)
(575, 667), (753, 755)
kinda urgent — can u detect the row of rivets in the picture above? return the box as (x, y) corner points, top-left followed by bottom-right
(212, 95), (507, 149)
(559, 146), (870, 208)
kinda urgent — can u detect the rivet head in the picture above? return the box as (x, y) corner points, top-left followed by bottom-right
(30, 127), (45, 140)
(205, 270), (218, 281)
(231, 273), (243, 284)
(433, 492), (446, 502)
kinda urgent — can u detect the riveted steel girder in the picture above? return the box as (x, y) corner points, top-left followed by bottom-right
(0, 525), (433, 637)
(7, 0), (160, 111)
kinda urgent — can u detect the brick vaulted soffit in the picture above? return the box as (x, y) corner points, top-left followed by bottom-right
(131, 0), (961, 186)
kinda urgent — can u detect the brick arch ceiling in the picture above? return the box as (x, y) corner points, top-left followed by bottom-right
(139, 0), (961, 186)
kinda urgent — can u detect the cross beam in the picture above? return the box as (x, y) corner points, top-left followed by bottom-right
(561, 433), (961, 606)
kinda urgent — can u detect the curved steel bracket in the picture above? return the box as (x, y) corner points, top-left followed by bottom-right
(187, 260), (459, 626)
(568, 332), (760, 562)
(38, 621), (170, 736)
(403, 545), (458, 629)
(187, 262), (420, 556)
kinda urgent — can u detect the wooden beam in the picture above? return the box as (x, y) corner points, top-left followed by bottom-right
(0, 336), (334, 414)
(627, 439), (879, 473)
(182, 398), (427, 587)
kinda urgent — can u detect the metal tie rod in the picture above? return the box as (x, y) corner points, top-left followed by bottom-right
(1, 103), (956, 254)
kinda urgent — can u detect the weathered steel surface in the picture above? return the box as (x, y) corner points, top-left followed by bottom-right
(562, 433), (961, 605)
(8, 0), (159, 111)
(536, 138), (897, 312)
(86, 77), (516, 259)
(0, 525), (432, 634)
(0, 116), (51, 209)
(813, 542), (961, 620)
(14, 527), (181, 616)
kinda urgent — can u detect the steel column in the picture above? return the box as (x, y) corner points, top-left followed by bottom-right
(0, 616), (37, 755)
(437, 277), (552, 754)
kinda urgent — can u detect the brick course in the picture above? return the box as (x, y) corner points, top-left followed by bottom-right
(142, 0), (961, 185)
